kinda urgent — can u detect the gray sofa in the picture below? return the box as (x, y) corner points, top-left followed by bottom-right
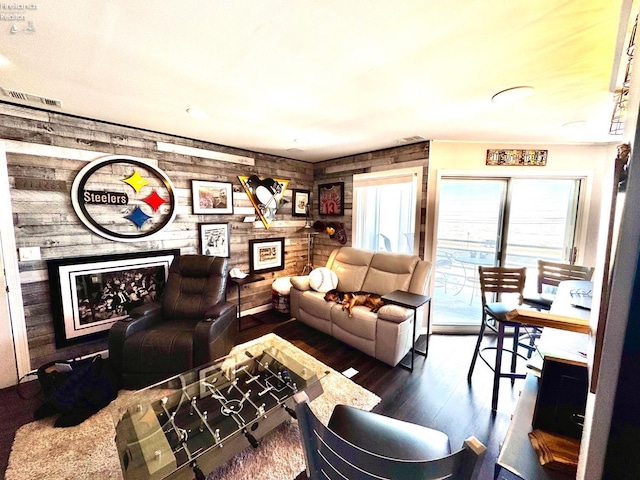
(289, 247), (432, 366)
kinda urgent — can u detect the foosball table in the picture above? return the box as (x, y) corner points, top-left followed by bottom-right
(113, 341), (326, 480)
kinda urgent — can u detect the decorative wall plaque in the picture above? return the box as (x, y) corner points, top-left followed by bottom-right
(486, 149), (548, 166)
(238, 175), (289, 229)
(71, 156), (177, 242)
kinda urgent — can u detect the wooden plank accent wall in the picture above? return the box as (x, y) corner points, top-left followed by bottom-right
(1, 104), (314, 369)
(311, 142), (430, 266)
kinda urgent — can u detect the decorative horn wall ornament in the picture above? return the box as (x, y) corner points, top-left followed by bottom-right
(238, 175), (289, 229)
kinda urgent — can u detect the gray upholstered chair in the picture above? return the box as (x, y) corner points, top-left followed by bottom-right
(294, 392), (486, 480)
(108, 255), (237, 389)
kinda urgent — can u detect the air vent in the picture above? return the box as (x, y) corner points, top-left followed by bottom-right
(1, 87), (62, 108)
(396, 135), (426, 144)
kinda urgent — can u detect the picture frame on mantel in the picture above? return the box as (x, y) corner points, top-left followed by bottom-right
(292, 189), (310, 217)
(318, 182), (344, 216)
(249, 237), (285, 274)
(192, 180), (233, 214)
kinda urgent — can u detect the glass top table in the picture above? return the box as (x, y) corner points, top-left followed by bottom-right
(112, 339), (325, 480)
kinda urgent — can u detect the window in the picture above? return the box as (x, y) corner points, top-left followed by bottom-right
(352, 167), (422, 254)
(433, 176), (583, 327)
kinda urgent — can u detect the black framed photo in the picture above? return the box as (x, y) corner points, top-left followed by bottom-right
(318, 182), (344, 216)
(199, 223), (230, 257)
(192, 180), (233, 214)
(248, 237), (285, 274)
(47, 249), (180, 347)
(292, 189), (310, 217)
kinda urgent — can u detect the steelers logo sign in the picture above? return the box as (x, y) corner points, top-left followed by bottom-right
(71, 156), (177, 242)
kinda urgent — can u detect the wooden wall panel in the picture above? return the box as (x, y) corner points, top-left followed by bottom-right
(311, 142), (430, 266)
(1, 104), (313, 369)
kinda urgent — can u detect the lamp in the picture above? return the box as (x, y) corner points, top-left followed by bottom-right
(300, 203), (317, 275)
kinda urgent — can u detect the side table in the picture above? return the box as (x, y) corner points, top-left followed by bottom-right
(381, 290), (431, 371)
(228, 274), (264, 331)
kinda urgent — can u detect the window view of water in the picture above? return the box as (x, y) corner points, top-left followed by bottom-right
(433, 177), (580, 327)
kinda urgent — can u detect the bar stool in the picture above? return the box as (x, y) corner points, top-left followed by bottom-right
(467, 266), (534, 412)
(523, 260), (595, 311)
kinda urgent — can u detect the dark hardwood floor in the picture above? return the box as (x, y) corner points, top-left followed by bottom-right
(0, 313), (522, 479)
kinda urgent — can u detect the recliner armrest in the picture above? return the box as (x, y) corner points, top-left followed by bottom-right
(108, 301), (164, 373)
(129, 302), (161, 319)
(204, 301), (236, 322)
(194, 301), (237, 366)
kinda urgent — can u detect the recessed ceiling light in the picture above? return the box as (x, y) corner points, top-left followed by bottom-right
(491, 86), (535, 103)
(186, 107), (207, 119)
(0, 54), (10, 67)
(562, 121), (587, 130)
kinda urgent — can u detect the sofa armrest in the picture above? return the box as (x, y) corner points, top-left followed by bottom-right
(290, 275), (311, 291)
(376, 304), (412, 324)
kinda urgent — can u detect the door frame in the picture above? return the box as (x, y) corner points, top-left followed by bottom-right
(0, 142), (31, 383)
(429, 169), (593, 333)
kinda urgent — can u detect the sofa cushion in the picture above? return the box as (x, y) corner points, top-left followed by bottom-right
(290, 275), (311, 291)
(331, 306), (378, 341)
(308, 267), (338, 292)
(327, 247), (374, 292)
(376, 304), (412, 324)
(361, 252), (419, 295)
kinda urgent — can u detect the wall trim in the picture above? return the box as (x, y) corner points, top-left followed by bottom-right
(0, 142), (31, 378)
(156, 142), (255, 165)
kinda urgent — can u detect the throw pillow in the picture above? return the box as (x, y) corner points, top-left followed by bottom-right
(308, 267), (338, 293)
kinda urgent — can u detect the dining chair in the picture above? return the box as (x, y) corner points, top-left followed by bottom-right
(467, 266), (533, 411)
(294, 392), (486, 480)
(523, 260), (595, 311)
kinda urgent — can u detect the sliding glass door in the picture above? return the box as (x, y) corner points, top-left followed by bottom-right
(432, 176), (581, 328)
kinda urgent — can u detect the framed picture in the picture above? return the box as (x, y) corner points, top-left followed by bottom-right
(248, 237), (285, 274)
(292, 189), (310, 217)
(199, 223), (230, 257)
(192, 180), (233, 214)
(47, 249), (180, 347)
(318, 182), (344, 216)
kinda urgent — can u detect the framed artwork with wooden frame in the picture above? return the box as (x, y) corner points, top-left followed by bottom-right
(192, 180), (233, 214)
(199, 223), (230, 258)
(318, 182), (344, 216)
(249, 237), (285, 274)
(292, 189), (310, 217)
(47, 249), (179, 347)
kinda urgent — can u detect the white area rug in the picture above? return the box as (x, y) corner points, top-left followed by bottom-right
(6, 333), (381, 480)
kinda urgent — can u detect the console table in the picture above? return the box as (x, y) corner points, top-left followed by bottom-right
(114, 338), (325, 480)
(381, 290), (431, 371)
(227, 274), (264, 331)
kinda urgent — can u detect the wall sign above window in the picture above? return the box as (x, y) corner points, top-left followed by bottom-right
(71, 156), (177, 242)
(486, 149), (548, 166)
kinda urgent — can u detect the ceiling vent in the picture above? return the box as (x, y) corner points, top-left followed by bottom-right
(396, 135), (426, 144)
(1, 87), (62, 108)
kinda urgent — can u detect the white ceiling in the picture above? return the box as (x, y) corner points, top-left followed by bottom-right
(0, 0), (631, 162)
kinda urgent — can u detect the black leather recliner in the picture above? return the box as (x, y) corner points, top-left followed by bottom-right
(108, 255), (237, 390)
